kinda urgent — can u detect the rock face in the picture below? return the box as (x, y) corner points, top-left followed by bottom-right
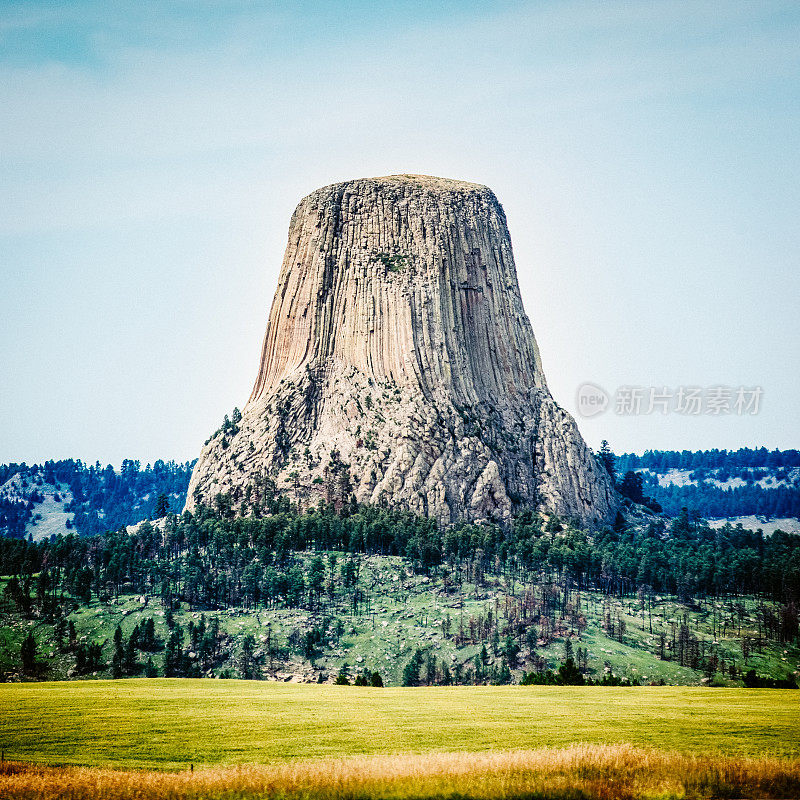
(186, 175), (616, 525)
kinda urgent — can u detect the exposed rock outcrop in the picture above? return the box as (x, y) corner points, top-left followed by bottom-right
(187, 175), (616, 525)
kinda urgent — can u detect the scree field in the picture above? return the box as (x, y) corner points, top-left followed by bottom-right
(1, 680), (798, 769)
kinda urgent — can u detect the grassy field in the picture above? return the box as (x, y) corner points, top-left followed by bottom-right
(1, 680), (798, 769)
(3, 745), (800, 800)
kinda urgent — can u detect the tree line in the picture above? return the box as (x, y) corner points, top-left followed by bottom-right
(616, 448), (800, 472)
(0, 459), (194, 539)
(2, 496), (799, 613)
(4, 495), (799, 685)
(598, 444), (800, 519)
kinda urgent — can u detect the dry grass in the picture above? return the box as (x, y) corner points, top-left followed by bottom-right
(2, 744), (800, 800)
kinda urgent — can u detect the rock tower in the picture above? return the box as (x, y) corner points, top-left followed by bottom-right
(187, 175), (616, 524)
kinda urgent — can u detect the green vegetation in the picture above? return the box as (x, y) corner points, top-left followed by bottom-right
(0, 681), (798, 768)
(618, 447), (800, 472)
(1, 492), (799, 685)
(6, 565), (797, 686)
(373, 252), (409, 272)
(0, 459), (194, 539)
(616, 447), (800, 517)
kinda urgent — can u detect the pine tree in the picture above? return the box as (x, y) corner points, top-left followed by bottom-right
(239, 634), (258, 680)
(401, 650), (424, 686)
(618, 471), (644, 503)
(164, 627), (184, 677)
(112, 625), (125, 678)
(564, 638), (574, 663)
(308, 557), (325, 607)
(495, 658), (512, 685)
(140, 618), (157, 651)
(473, 653), (484, 684)
(21, 631), (36, 675)
(75, 644), (87, 674)
(335, 663), (351, 685)
(369, 671), (384, 687)
(598, 440), (616, 481)
(88, 642), (102, 672)
(440, 663), (452, 685)
(125, 625), (139, 675)
(155, 493), (170, 519)
(504, 635), (520, 668)
(425, 653), (438, 685)
(557, 658), (584, 685)
(526, 626), (538, 658)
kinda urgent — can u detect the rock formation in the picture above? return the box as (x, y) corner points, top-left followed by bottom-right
(186, 175), (616, 525)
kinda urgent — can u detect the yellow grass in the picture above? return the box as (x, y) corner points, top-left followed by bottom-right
(2, 681), (799, 768)
(2, 744), (800, 799)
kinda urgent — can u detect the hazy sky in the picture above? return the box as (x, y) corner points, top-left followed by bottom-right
(2, 0), (798, 467)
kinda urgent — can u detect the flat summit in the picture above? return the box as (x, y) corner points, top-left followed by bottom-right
(187, 175), (616, 524)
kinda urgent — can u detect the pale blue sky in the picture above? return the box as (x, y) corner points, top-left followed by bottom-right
(2, 0), (798, 465)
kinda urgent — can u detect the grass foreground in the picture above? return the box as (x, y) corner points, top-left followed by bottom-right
(1, 681), (799, 768)
(2, 745), (800, 800)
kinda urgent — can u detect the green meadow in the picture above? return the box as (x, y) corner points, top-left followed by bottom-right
(1, 680), (797, 769)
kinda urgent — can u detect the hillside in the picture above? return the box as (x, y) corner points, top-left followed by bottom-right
(611, 447), (800, 521)
(2, 448), (799, 688)
(1, 499), (798, 688)
(0, 460), (194, 541)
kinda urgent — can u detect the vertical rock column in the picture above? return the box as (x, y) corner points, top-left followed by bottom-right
(187, 175), (617, 525)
